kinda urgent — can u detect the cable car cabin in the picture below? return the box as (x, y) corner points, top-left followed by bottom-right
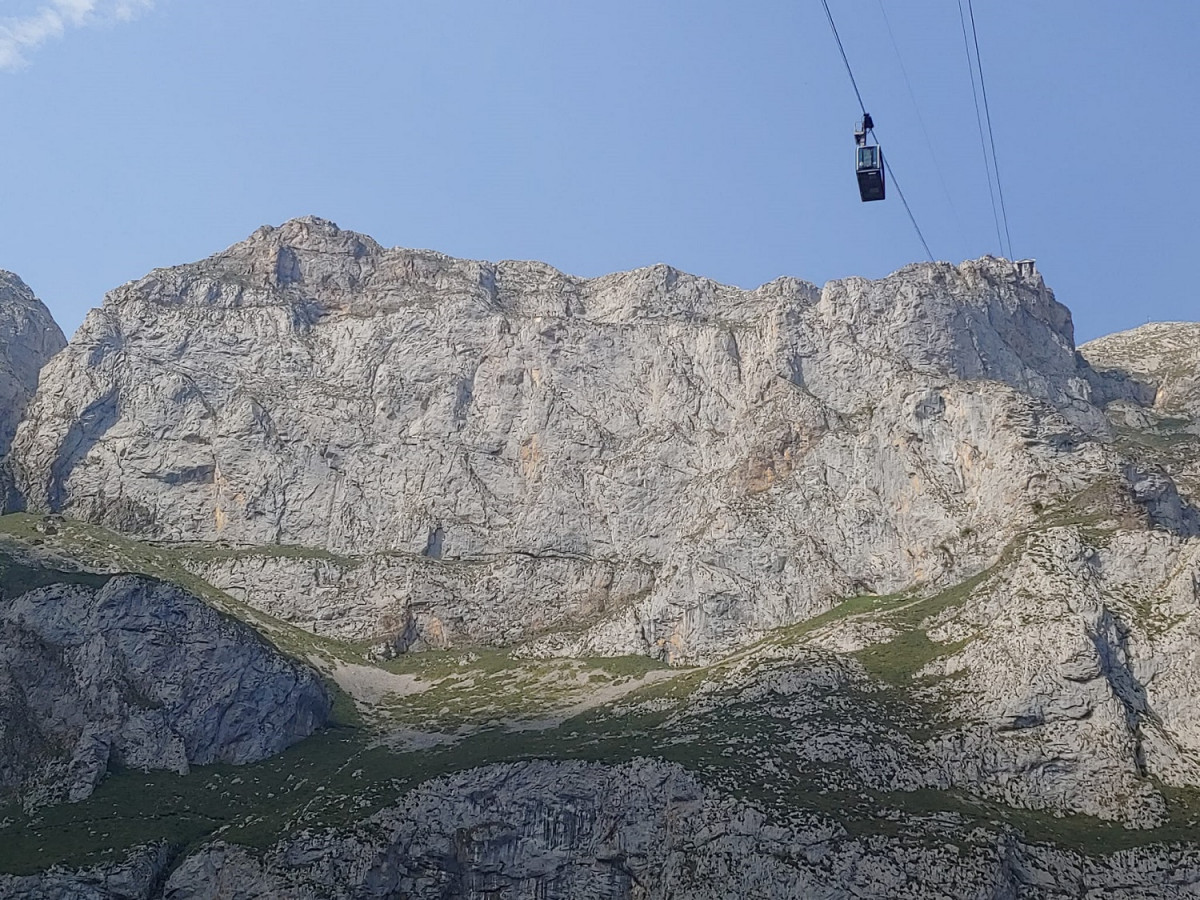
(856, 144), (885, 202)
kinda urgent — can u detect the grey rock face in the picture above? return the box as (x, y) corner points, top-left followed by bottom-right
(6, 229), (1200, 899)
(1083, 322), (1200, 418)
(0, 552), (330, 805)
(6, 219), (1142, 661)
(0, 844), (170, 900)
(1081, 322), (1200, 507)
(154, 760), (1200, 900)
(0, 272), (65, 498)
(799, 522), (1200, 828)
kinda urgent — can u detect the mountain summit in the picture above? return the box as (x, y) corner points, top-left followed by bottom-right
(3, 222), (1200, 896)
(8, 219), (1149, 662)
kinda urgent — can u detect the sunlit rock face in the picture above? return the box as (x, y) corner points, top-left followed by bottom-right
(1083, 322), (1200, 419)
(7, 219), (1143, 662)
(0, 271), (64, 458)
(5, 226), (1200, 898)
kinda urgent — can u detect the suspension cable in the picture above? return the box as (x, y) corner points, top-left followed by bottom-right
(877, 145), (934, 262)
(957, 0), (1004, 257)
(818, 0), (936, 261)
(876, 0), (966, 242)
(967, 0), (1014, 259)
(818, 0), (866, 115)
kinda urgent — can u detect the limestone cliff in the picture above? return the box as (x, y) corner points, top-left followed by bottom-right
(2, 233), (1200, 899)
(7, 218), (1145, 662)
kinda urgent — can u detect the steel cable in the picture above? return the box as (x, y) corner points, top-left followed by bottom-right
(967, 0), (1014, 258)
(819, 0), (867, 115)
(876, 0), (966, 244)
(818, 0), (935, 261)
(879, 146), (934, 261)
(958, 0), (1005, 256)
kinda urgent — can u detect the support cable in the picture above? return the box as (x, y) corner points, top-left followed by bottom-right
(819, 0), (866, 115)
(876, 0), (966, 242)
(967, 0), (1014, 259)
(877, 144), (934, 262)
(957, 0), (1004, 256)
(818, 0), (936, 261)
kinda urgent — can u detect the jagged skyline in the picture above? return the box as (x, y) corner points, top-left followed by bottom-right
(1, 1), (1196, 344)
(3, 224), (1200, 894)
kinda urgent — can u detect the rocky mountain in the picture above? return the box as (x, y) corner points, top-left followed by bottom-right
(1084, 322), (1200, 418)
(0, 272), (64, 452)
(2, 222), (1200, 899)
(6, 217), (1155, 663)
(0, 540), (331, 807)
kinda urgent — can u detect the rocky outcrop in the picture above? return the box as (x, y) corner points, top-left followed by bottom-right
(0, 844), (171, 900)
(146, 760), (1200, 899)
(798, 520), (1200, 827)
(10, 756), (1200, 899)
(0, 272), (65, 494)
(1083, 322), (1200, 418)
(0, 550), (330, 805)
(1081, 323), (1200, 507)
(6, 219), (1148, 661)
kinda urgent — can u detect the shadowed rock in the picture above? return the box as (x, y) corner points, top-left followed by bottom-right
(0, 551), (330, 806)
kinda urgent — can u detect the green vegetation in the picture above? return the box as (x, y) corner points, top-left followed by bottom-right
(0, 720), (562, 875)
(172, 541), (358, 566)
(771, 590), (910, 642)
(0, 512), (369, 667)
(372, 650), (674, 732)
(0, 550), (110, 599)
(1112, 414), (1199, 478)
(841, 567), (992, 686)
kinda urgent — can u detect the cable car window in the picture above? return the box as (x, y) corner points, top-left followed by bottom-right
(858, 147), (877, 169)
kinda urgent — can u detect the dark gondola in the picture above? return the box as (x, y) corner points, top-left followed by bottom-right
(854, 113), (885, 202)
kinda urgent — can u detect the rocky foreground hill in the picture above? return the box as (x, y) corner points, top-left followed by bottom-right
(0, 544), (331, 808)
(1, 219), (1199, 898)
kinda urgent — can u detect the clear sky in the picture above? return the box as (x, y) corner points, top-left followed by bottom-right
(1, 1), (1197, 343)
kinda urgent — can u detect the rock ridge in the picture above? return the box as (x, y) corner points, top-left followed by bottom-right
(0, 271), (65, 463)
(4, 220), (1154, 660)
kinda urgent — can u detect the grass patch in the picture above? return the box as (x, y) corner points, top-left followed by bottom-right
(844, 567), (994, 686)
(0, 550), (111, 600)
(0, 513), (370, 669)
(374, 650), (678, 732)
(172, 542), (358, 567)
(774, 591), (910, 642)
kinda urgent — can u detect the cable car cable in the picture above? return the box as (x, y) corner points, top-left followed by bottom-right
(818, 0), (867, 115)
(875, 0), (966, 244)
(957, 0), (1004, 257)
(818, 0), (936, 260)
(878, 146), (934, 262)
(966, 0), (1014, 259)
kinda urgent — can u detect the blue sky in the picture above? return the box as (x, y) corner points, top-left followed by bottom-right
(1, 1), (1196, 343)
